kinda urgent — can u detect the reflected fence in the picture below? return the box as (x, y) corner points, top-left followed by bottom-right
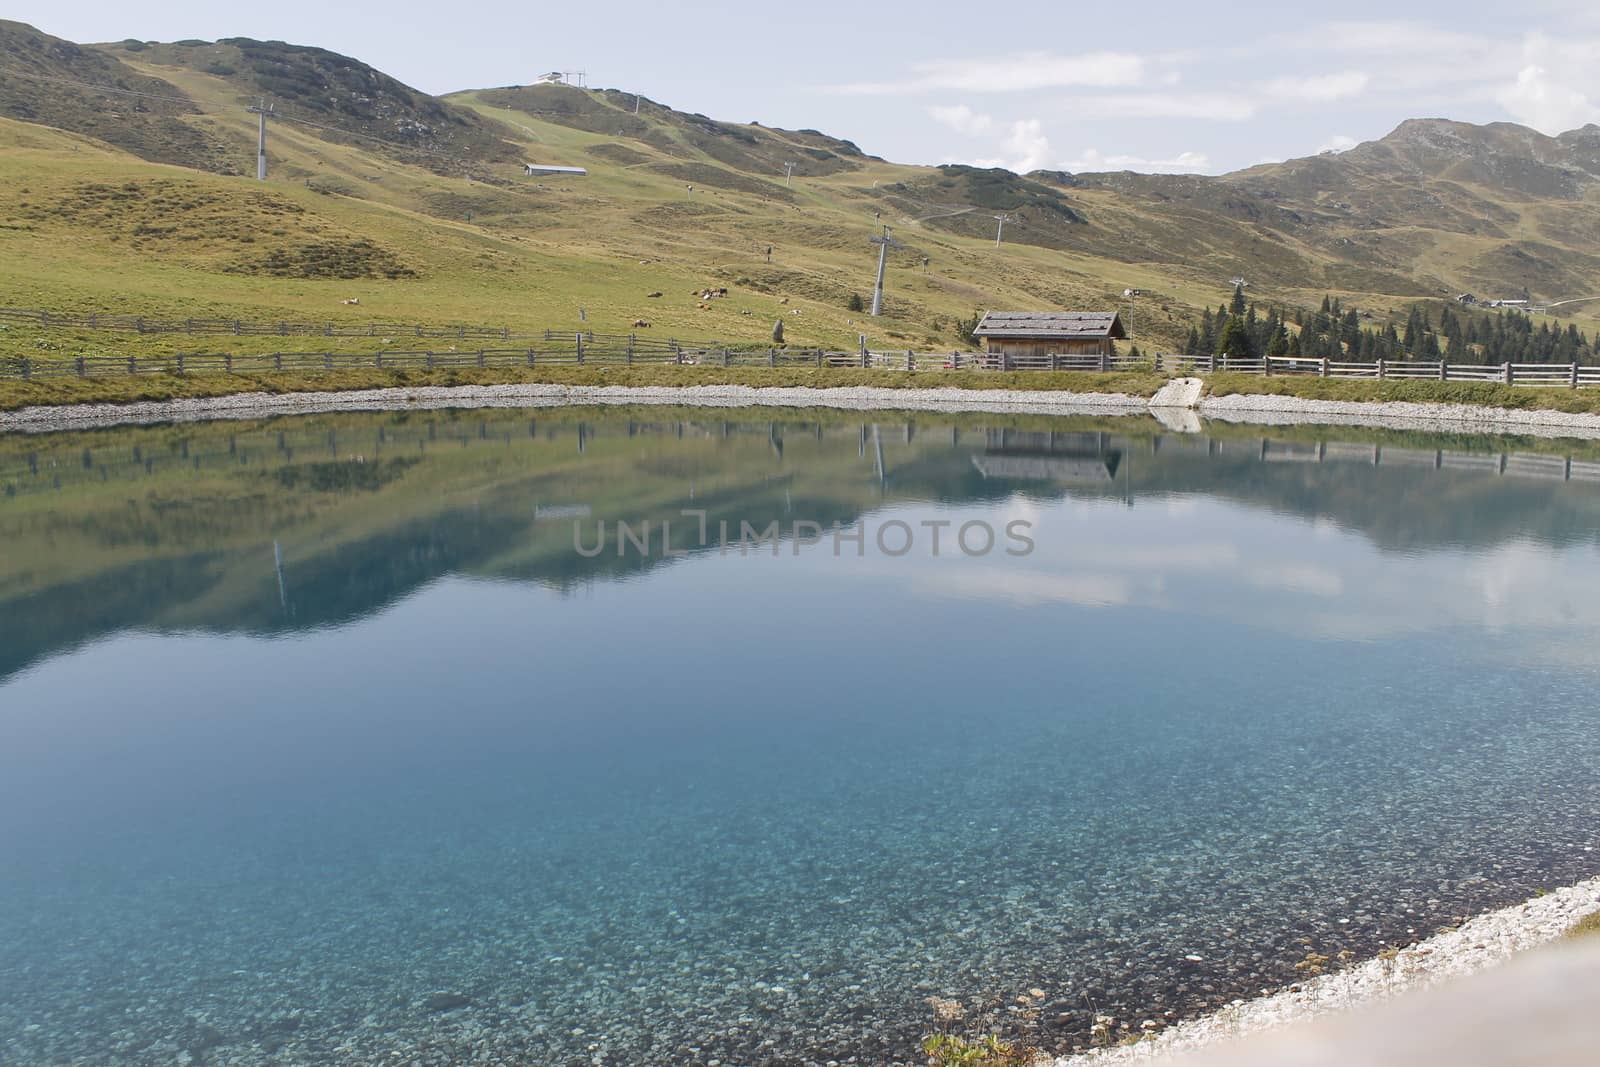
(7, 415), (1600, 504)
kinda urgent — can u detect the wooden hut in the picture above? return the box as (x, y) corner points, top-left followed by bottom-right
(971, 311), (1126, 364)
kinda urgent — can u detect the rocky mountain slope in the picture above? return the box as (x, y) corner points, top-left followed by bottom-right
(3, 20), (1600, 350)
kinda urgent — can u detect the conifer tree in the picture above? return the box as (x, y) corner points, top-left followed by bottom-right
(1216, 315), (1254, 358)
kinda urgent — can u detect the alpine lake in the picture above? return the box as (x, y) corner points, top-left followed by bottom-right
(2, 406), (1598, 1067)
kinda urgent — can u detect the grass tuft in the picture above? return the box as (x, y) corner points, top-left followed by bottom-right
(1567, 910), (1600, 939)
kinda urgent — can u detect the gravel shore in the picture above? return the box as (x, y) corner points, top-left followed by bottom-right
(0, 383), (1149, 432)
(7, 381), (1600, 437)
(1059, 875), (1600, 1064)
(1200, 392), (1600, 439)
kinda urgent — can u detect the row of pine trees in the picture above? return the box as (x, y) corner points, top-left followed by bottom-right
(1181, 288), (1598, 365)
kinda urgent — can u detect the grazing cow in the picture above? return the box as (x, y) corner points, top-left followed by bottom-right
(632, 319), (652, 328)
(341, 298), (360, 306)
(646, 291), (663, 298)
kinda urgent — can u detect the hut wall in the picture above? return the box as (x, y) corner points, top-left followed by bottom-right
(984, 338), (1110, 358)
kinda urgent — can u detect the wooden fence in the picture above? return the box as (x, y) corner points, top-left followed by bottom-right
(0, 345), (1161, 381)
(3, 299), (1598, 387)
(1155, 353), (1600, 388)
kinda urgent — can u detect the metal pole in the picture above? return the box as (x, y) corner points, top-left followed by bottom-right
(871, 240), (888, 317)
(992, 213), (1014, 248)
(257, 108), (267, 180)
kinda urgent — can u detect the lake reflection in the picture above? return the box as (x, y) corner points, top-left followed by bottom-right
(1, 409), (1598, 1066)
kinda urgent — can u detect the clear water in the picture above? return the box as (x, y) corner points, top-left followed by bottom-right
(2, 409), (1598, 1067)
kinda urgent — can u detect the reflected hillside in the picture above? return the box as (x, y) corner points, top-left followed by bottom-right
(5, 408), (1600, 679)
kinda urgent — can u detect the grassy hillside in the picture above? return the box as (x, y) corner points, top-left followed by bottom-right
(4, 20), (1600, 368)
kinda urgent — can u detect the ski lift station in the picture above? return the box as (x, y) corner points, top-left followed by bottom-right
(523, 163), (588, 177)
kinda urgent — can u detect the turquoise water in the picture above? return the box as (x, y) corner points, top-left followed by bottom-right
(2, 410), (1599, 1066)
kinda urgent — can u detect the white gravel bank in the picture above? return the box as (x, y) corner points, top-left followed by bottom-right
(1200, 392), (1600, 439)
(7, 381), (1600, 438)
(0, 383), (1149, 432)
(1059, 875), (1600, 1064)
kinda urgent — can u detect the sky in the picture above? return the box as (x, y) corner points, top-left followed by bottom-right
(11, 1), (1600, 174)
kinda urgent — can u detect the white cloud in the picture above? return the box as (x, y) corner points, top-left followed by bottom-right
(924, 569), (1132, 608)
(1497, 65), (1600, 133)
(1060, 92), (1256, 121)
(1264, 71), (1369, 102)
(831, 51), (1144, 95)
(1316, 134), (1359, 154)
(1064, 148), (1211, 174)
(927, 104), (994, 136)
(1245, 564), (1345, 598)
(966, 118), (1054, 173)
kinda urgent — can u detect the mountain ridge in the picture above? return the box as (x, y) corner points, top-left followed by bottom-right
(4, 20), (1600, 352)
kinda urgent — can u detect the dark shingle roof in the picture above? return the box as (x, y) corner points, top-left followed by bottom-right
(972, 311), (1126, 340)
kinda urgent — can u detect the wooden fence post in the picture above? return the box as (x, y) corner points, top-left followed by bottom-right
(1571, 361), (1580, 389)
(20, 358), (30, 381)
(1376, 358), (1385, 381)
(721, 348), (729, 368)
(224, 353), (232, 373)
(859, 336), (868, 368)
(575, 333), (584, 364)
(768, 347), (775, 367)
(76, 356), (86, 377)
(1503, 361), (1513, 386)
(275, 352), (283, 371)
(1439, 360), (1448, 382)
(907, 349), (914, 372)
